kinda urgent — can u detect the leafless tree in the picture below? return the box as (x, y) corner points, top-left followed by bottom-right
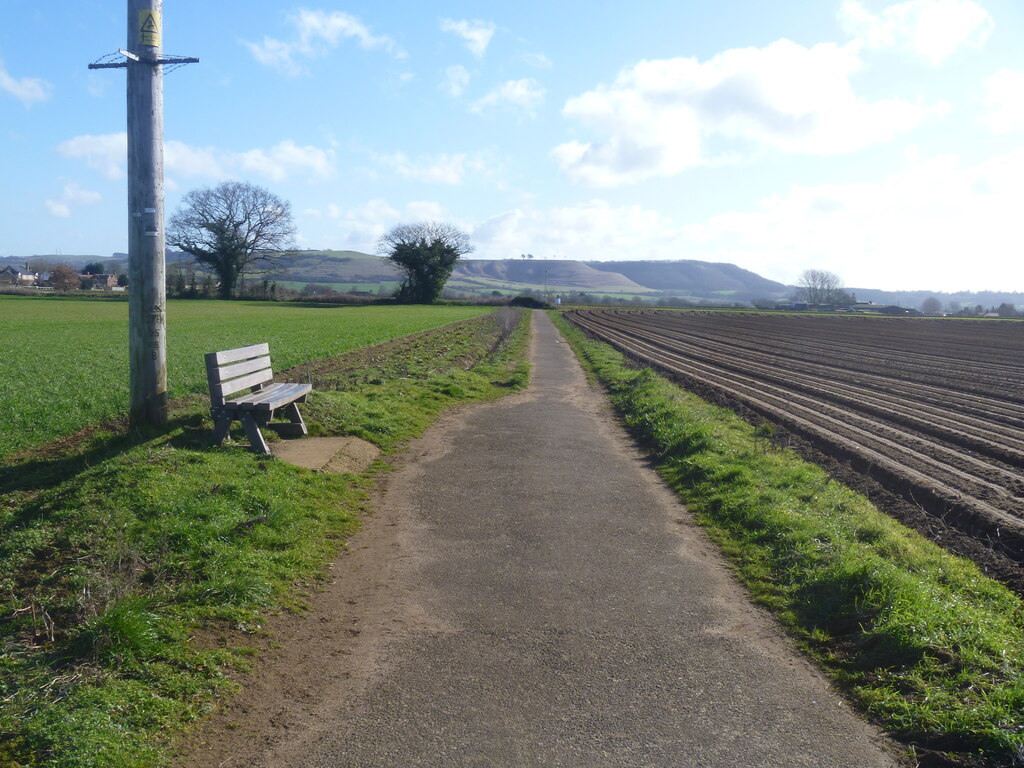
(796, 269), (844, 305)
(50, 263), (80, 292)
(168, 181), (295, 299)
(921, 297), (942, 315)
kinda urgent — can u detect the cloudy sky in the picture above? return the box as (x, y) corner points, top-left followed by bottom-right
(2, 0), (1022, 291)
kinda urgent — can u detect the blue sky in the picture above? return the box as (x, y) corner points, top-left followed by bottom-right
(2, 0), (1022, 291)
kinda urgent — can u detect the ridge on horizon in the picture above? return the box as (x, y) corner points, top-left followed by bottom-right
(3, 252), (1020, 308)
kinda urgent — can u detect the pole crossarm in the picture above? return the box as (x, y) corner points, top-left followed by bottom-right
(88, 51), (198, 69)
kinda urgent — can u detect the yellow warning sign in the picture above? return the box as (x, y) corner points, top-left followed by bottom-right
(138, 10), (161, 47)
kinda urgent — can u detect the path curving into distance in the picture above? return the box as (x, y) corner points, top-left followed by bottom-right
(272, 312), (897, 767)
(179, 311), (898, 767)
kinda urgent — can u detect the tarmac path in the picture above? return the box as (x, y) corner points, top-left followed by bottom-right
(179, 311), (898, 767)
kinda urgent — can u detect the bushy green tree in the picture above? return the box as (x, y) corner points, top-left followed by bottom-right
(377, 221), (473, 304)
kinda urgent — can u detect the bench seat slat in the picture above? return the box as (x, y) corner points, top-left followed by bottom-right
(211, 343), (269, 366)
(218, 355), (272, 382)
(226, 382), (312, 411)
(216, 368), (274, 400)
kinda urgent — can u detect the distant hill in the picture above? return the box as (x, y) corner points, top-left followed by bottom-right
(14, 249), (1022, 310)
(451, 259), (651, 294)
(271, 250), (401, 283)
(588, 260), (790, 302)
(2, 255), (106, 270)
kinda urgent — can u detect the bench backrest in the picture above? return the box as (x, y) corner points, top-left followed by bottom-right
(205, 343), (274, 408)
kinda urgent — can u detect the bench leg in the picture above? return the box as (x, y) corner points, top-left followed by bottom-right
(240, 412), (271, 454)
(210, 412), (233, 447)
(266, 402), (308, 438)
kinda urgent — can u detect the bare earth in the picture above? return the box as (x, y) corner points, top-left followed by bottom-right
(175, 311), (900, 768)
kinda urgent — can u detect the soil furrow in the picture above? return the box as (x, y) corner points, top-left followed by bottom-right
(567, 310), (1024, 570)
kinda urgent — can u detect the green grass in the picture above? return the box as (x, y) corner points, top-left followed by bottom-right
(0, 309), (530, 768)
(0, 296), (490, 459)
(554, 312), (1024, 766)
(1, 447), (362, 768)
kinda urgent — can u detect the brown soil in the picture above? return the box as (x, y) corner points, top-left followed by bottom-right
(567, 309), (1024, 597)
(271, 436), (380, 473)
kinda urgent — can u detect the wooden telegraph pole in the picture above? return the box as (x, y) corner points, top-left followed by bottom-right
(89, 1), (197, 426)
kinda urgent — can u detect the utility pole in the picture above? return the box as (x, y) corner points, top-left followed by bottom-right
(89, 1), (197, 426)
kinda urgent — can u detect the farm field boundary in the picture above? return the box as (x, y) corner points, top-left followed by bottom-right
(554, 312), (1024, 767)
(566, 309), (1024, 586)
(0, 296), (490, 459)
(0, 308), (530, 768)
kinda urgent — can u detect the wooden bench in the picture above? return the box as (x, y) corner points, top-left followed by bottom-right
(205, 343), (312, 454)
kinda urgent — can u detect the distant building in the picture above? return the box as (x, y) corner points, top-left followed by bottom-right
(83, 273), (118, 290)
(876, 305), (921, 316)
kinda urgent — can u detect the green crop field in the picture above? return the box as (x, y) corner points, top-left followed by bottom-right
(0, 296), (489, 459)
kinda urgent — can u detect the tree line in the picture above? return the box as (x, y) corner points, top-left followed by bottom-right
(167, 181), (470, 304)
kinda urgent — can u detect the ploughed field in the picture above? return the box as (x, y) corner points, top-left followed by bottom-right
(567, 309), (1024, 567)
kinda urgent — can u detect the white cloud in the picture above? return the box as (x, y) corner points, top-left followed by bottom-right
(0, 59), (51, 106)
(236, 140), (335, 181)
(326, 199), (400, 249)
(440, 19), (496, 57)
(467, 150), (1024, 290)
(677, 150), (1024, 291)
(45, 200), (71, 219)
(406, 201), (448, 221)
(984, 69), (1024, 135)
(470, 200), (682, 260)
(299, 157), (1024, 291)
(520, 52), (552, 69)
(553, 40), (946, 187)
(309, 199), (452, 250)
(245, 9), (405, 75)
(839, 0), (993, 64)
(58, 133), (336, 183)
(45, 182), (102, 219)
(57, 133), (128, 179)
(442, 65), (470, 97)
(164, 141), (226, 178)
(245, 37), (299, 74)
(471, 78), (545, 116)
(373, 151), (487, 185)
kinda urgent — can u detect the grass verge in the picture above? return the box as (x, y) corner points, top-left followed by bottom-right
(554, 312), (1024, 767)
(0, 309), (530, 768)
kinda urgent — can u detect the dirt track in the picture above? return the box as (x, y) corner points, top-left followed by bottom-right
(567, 309), (1024, 581)
(176, 312), (897, 768)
